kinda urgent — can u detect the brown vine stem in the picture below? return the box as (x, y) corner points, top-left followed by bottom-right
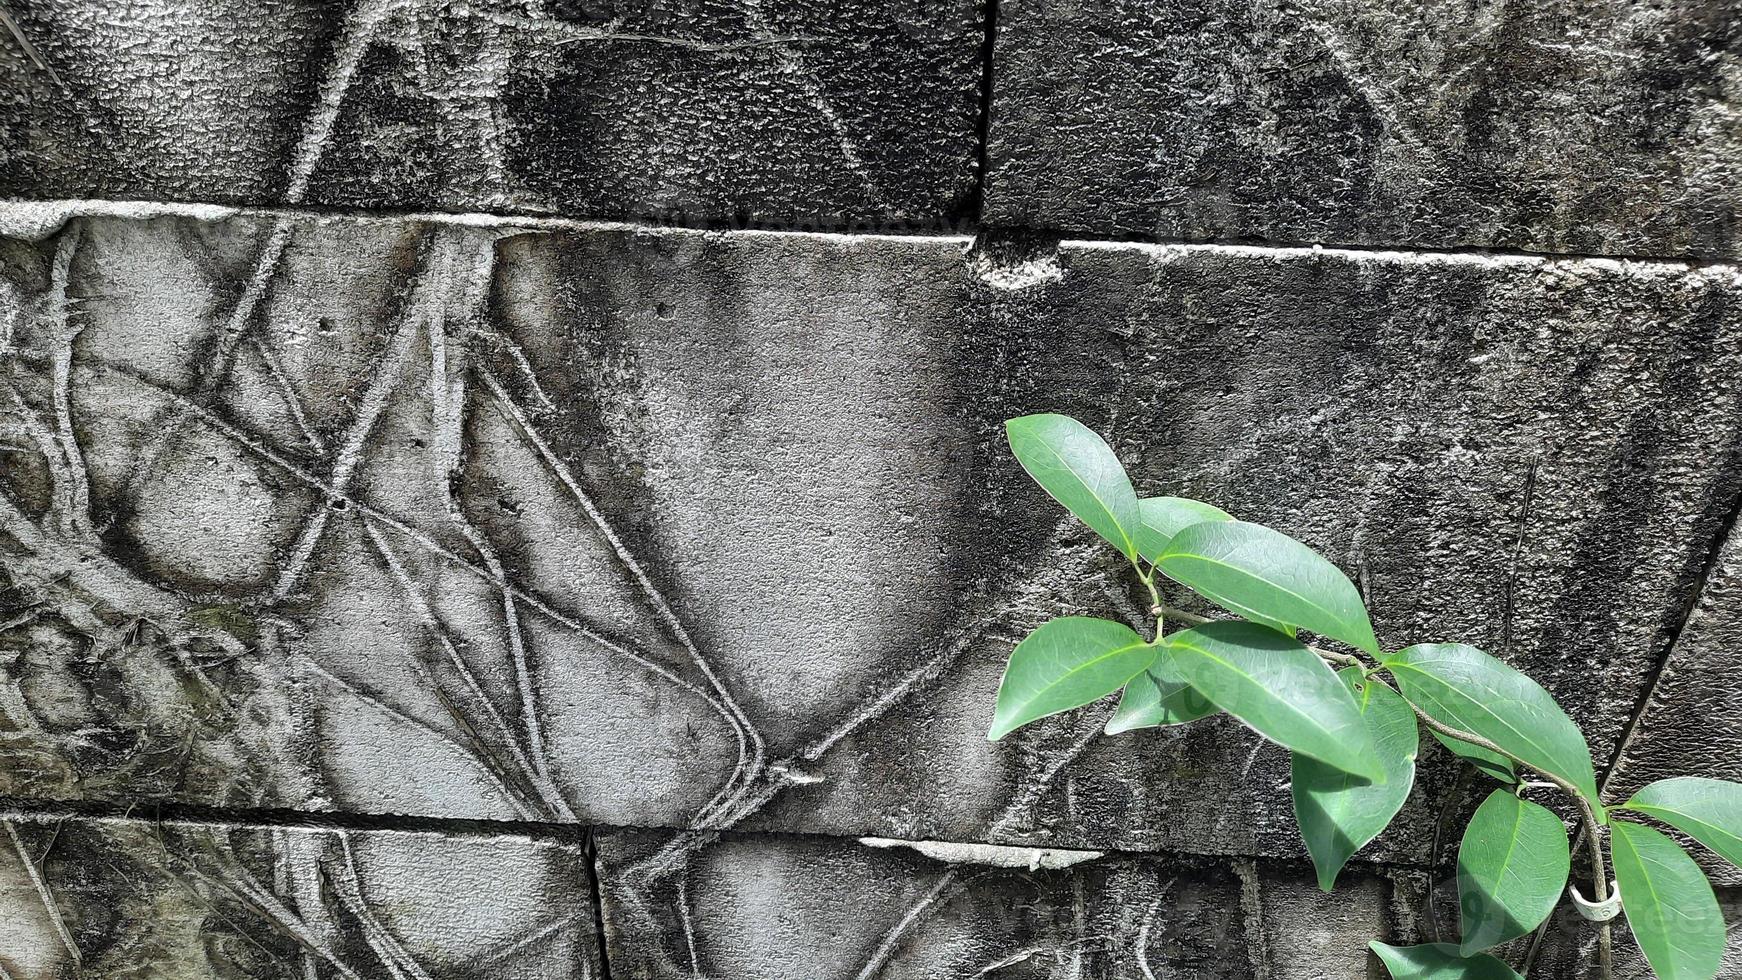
(1149, 603), (1364, 666)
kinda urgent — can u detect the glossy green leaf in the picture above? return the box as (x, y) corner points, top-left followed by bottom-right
(1006, 414), (1141, 558)
(1105, 662), (1218, 734)
(1621, 777), (1742, 870)
(1293, 670), (1419, 890)
(1156, 520), (1379, 655)
(1133, 496), (1233, 563)
(1369, 943), (1522, 980)
(1383, 644), (1600, 806)
(988, 617), (1157, 741)
(1430, 730), (1518, 784)
(1612, 820), (1726, 980)
(1456, 789), (1570, 953)
(1166, 621), (1383, 781)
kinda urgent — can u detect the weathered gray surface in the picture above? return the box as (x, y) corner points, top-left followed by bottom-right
(2, 205), (1739, 877)
(0, 0), (983, 227)
(596, 828), (1742, 979)
(1607, 514), (1742, 887)
(0, 811), (600, 979)
(3, 0), (1740, 972)
(985, 0), (1742, 256)
(595, 828), (1309, 979)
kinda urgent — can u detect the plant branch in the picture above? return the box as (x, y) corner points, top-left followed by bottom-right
(1148, 604), (1363, 666)
(1137, 566), (1165, 643)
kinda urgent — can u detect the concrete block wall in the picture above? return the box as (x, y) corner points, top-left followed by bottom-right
(0, 2), (1738, 977)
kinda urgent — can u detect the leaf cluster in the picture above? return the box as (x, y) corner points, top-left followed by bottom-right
(989, 414), (1741, 980)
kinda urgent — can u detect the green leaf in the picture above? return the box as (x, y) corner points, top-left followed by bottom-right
(1369, 943), (1523, 980)
(1430, 730), (1518, 784)
(1456, 789), (1570, 954)
(1133, 496), (1233, 563)
(1105, 664), (1218, 734)
(1383, 644), (1600, 806)
(1621, 777), (1742, 870)
(988, 617), (1157, 741)
(1166, 621), (1383, 781)
(1006, 414), (1141, 558)
(1293, 670), (1419, 890)
(1612, 820), (1726, 980)
(1156, 520), (1379, 655)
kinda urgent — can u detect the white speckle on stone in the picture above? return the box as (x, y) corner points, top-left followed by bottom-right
(969, 251), (1065, 290)
(857, 837), (1103, 870)
(1071, 236), (1742, 284)
(0, 199), (240, 241)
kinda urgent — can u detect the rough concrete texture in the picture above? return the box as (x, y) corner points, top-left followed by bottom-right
(595, 828), (1297, 979)
(1, 205), (1739, 886)
(0, 0), (983, 228)
(985, 0), (1742, 257)
(1607, 514), (1742, 887)
(595, 828), (1739, 979)
(4, 1), (1740, 975)
(0, 811), (601, 979)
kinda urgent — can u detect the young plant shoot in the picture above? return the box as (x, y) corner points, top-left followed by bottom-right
(987, 413), (1741, 980)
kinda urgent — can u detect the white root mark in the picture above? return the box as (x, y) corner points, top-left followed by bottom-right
(331, 835), (435, 980)
(249, 334), (327, 453)
(477, 364), (765, 824)
(3, 821), (81, 970)
(172, 833), (370, 980)
(360, 514), (576, 821)
(296, 656), (541, 821)
(0, 377), (74, 521)
(9, 347), (743, 773)
(44, 226), (90, 537)
(849, 869), (978, 980)
(1134, 880), (1180, 980)
(675, 874), (703, 980)
(271, 231), (457, 601)
(439, 241), (560, 791)
(111, 0), (400, 513)
(0, 3), (60, 85)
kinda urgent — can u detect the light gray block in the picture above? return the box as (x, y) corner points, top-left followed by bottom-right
(1, 205), (1739, 869)
(985, 0), (1742, 257)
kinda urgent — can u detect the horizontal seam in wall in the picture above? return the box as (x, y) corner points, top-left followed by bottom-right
(0, 794), (1447, 875)
(5, 197), (1742, 273)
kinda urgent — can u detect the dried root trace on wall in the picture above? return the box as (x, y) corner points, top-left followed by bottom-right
(1, 0), (1741, 978)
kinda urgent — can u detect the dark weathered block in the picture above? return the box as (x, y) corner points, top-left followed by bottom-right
(0, 812), (600, 979)
(1608, 516), (1742, 887)
(985, 0), (1742, 257)
(0, 0), (982, 227)
(2, 206), (1739, 870)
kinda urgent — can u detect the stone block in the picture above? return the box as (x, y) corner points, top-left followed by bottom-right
(0, 810), (600, 979)
(985, 0), (1742, 257)
(0, 0), (984, 228)
(1606, 515), (1742, 887)
(593, 827), (1384, 979)
(1, 204), (1739, 869)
